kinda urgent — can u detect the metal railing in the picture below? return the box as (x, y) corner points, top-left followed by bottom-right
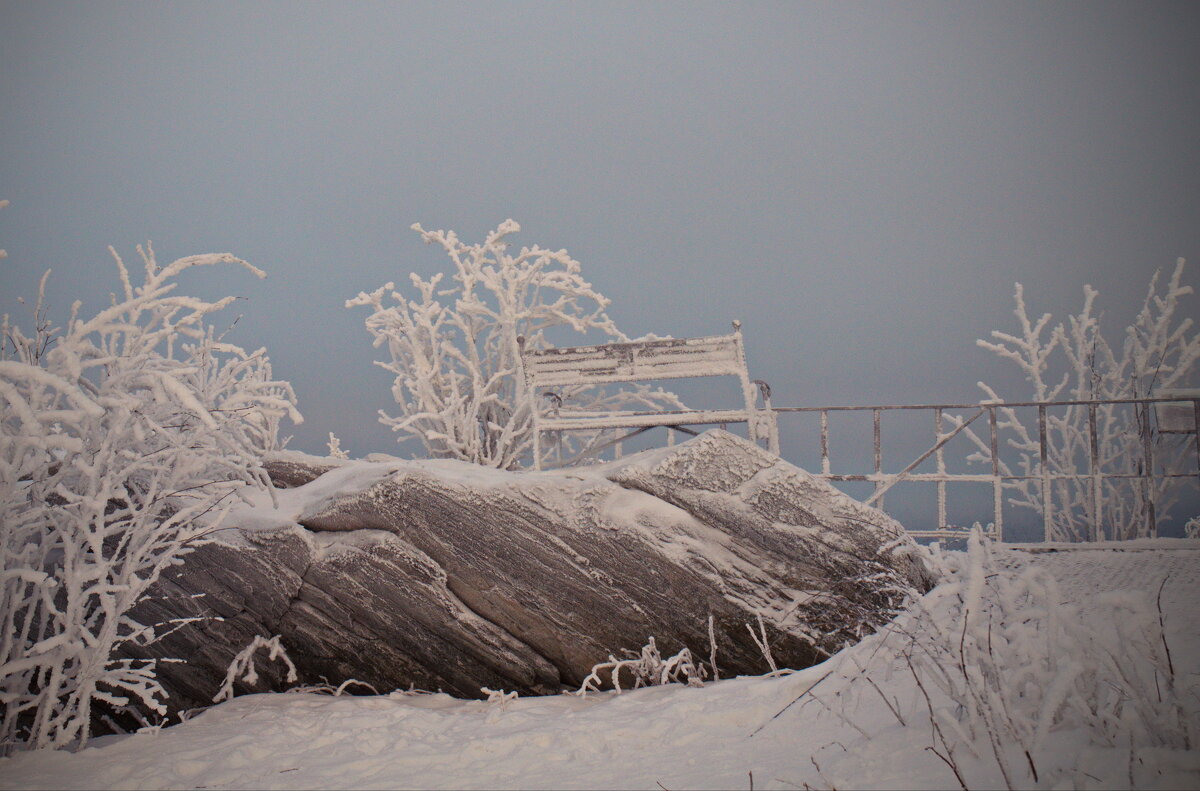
(772, 396), (1200, 542)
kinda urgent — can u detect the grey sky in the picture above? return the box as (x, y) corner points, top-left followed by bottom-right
(2, 0), (1198, 461)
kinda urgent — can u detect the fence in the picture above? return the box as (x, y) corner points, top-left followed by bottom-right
(771, 396), (1200, 542)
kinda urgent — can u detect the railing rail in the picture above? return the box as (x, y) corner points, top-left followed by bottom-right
(771, 396), (1200, 542)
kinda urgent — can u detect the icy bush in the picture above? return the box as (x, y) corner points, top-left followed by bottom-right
(347, 221), (682, 468)
(952, 260), (1199, 540)
(0, 245), (301, 753)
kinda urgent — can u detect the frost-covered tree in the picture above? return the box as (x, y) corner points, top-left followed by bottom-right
(0, 244), (301, 753)
(348, 220), (682, 468)
(951, 260), (1198, 540)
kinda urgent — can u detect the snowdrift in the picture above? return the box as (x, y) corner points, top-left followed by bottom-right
(121, 430), (936, 715)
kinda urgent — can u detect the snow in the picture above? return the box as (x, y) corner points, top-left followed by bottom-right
(2, 541), (1197, 790)
(217, 460), (404, 538)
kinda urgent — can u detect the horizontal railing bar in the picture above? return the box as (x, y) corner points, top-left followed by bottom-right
(525, 332), (739, 357)
(538, 408), (755, 431)
(528, 348), (740, 369)
(540, 396), (1195, 420)
(526, 396), (1198, 419)
(773, 396), (1198, 412)
(531, 368), (745, 387)
(536, 407), (765, 420)
(816, 472), (1200, 483)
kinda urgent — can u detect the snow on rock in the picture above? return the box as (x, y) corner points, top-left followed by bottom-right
(119, 430), (936, 716)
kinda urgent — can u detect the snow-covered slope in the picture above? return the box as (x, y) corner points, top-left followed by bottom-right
(4, 541), (1196, 790)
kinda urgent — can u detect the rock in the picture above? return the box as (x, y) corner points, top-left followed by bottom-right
(122, 431), (937, 715)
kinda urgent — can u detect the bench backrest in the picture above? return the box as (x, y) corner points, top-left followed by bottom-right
(520, 331), (748, 389)
(519, 321), (778, 467)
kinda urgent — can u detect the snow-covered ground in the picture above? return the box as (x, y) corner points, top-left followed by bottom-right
(2, 541), (1198, 790)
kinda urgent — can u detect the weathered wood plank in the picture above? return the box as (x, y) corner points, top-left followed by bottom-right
(520, 324), (779, 468)
(538, 408), (755, 432)
(525, 334), (744, 386)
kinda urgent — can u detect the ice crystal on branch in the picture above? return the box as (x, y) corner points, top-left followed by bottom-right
(348, 221), (682, 468)
(0, 244), (300, 753)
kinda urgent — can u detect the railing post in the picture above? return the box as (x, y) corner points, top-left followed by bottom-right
(935, 408), (947, 532)
(989, 405), (1002, 541)
(820, 410), (830, 475)
(1194, 399), (1200, 484)
(1039, 404), (1053, 542)
(1088, 402), (1103, 541)
(1140, 400), (1156, 538)
(873, 408), (883, 506)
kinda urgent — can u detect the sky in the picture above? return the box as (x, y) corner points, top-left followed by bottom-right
(2, 0), (1199, 468)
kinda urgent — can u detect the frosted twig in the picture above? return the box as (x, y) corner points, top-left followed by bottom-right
(576, 637), (705, 696)
(707, 614), (720, 682)
(746, 613), (778, 674)
(964, 262), (1198, 540)
(481, 687), (518, 705)
(213, 635), (298, 703)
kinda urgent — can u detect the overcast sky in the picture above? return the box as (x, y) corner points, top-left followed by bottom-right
(2, 0), (1198, 464)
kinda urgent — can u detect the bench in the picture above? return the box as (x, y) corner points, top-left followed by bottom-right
(518, 321), (779, 469)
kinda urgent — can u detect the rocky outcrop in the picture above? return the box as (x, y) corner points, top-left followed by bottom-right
(123, 431), (937, 714)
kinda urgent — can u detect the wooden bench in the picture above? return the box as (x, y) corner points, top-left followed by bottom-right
(518, 321), (779, 469)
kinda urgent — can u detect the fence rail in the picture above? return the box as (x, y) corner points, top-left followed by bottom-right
(586, 395), (1199, 541)
(772, 396), (1200, 542)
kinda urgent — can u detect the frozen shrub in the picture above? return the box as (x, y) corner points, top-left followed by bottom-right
(348, 221), (682, 468)
(951, 261), (1199, 540)
(0, 245), (301, 752)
